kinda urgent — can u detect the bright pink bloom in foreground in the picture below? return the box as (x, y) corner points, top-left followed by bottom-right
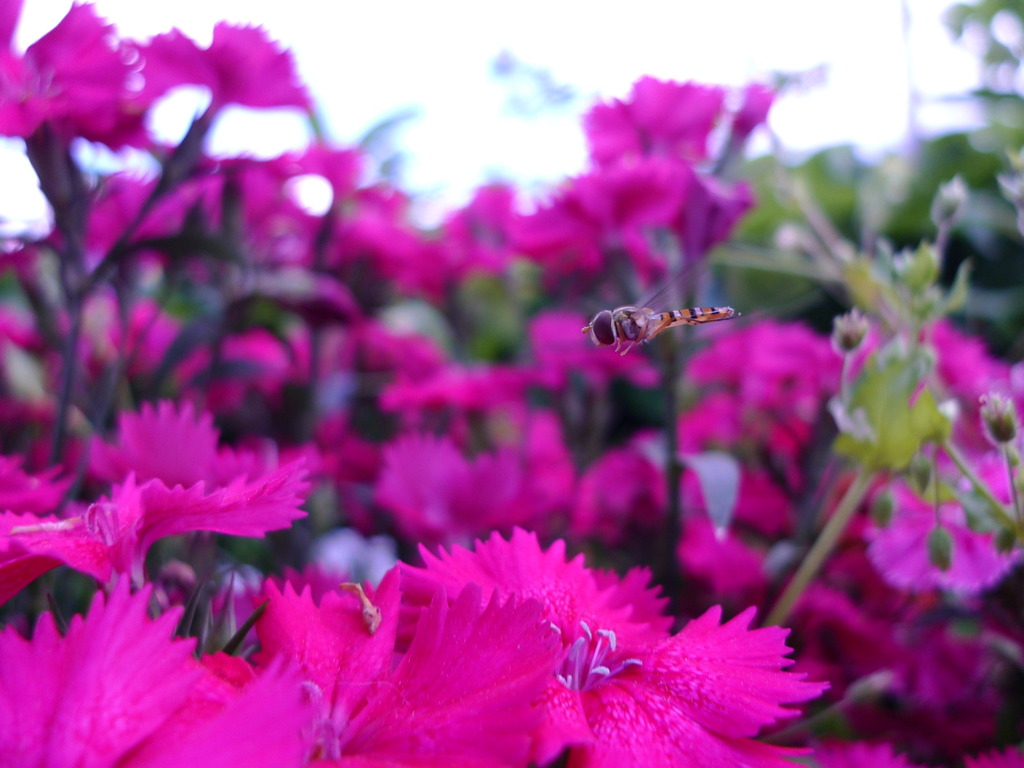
(0, 582), (311, 768)
(141, 23), (310, 111)
(255, 568), (558, 765)
(0, 461), (307, 601)
(401, 529), (825, 767)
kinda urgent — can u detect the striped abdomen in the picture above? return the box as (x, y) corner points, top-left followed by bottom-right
(658, 306), (738, 328)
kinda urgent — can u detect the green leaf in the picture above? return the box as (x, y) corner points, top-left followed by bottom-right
(894, 243), (940, 293)
(833, 351), (951, 471)
(680, 451), (741, 534)
(944, 257), (973, 313)
(843, 256), (902, 314)
(221, 602), (267, 656)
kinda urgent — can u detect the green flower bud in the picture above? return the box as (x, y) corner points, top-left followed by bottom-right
(894, 244), (940, 293)
(931, 175), (967, 228)
(831, 309), (870, 354)
(907, 454), (932, 495)
(980, 393), (1019, 445)
(870, 490), (894, 527)
(995, 526), (1018, 554)
(927, 525), (954, 571)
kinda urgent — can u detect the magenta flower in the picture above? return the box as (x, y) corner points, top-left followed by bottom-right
(511, 157), (688, 285)
(77, 173), (205, 260)
(813, 742), (925, 768)
(584, 77), (726, 166)
(790, 582), (901, 695)
(0, 455), (69, 514)
(681, 320), (840, 487)
(82, 296), (181, 380)
(528, 310), (658, 391)
(440, 183), (518, 279)
(253, 568), (559, 765)
(290, 145), (364, 202)
(730, 83), (776, 145)
(867, 473), (1021, 595)
(966, 748), (1024, 768)
(91, 400), (267, 488)
(793, 552), (1006, 758)
(380, 362), (529, 428)
(375, 433), (541, 546)
(0, 582), (311, 768)
(0, 461), (307, 601)
(177, 328), (303, 412)
(569, 444), (666, 545)
(671, 167), (754, 262)
(0, 2), (150, 146)
(140, 23), (310, 112)
(401, 529), (826, 767)
(687, 320), (840, 420)
(676, 515), (767, 604)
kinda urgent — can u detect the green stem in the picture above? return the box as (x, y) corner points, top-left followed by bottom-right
(659, 334), (682, 609)
(1003, 444), (1022, 528)
(943, 440), (1018, 533)
(48, 290), (84, 465)
(765, 466), (874, 627)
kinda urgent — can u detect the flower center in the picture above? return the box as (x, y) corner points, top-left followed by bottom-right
(83, 502), (121, 546)
(301, 680), (344, 761)
(555, 620), (642, 692)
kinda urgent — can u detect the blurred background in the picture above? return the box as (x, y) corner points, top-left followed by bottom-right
(4, 0), (985, 204)
(7, 0), (1024, 349)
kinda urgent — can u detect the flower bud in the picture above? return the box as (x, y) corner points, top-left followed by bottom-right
(893, 244), (940, 293)
(980, 393), (1019, 445)
(927, 525), (953, 571)
(907, 454), (932, 495)
(930, 175), (967, 228)
(870, 489), (894, 527)
(995, 526), (1017, 554)
(831, 309), (870, 354)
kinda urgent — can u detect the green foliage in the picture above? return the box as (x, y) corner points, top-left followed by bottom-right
(833, 349), (951, 471)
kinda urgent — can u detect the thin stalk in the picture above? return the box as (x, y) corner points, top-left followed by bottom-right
(765, 466), (873, 627)
(944, 440), (1019, 533)
(48, 291), (84, 464)
(658, 334), (683, 606)
(654, 232), (691, 610)
(1003, 444), (1022, 528)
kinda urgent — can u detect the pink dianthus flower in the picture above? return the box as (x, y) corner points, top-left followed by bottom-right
(401, 528), (826, 767)
(0, 582), (311, 767)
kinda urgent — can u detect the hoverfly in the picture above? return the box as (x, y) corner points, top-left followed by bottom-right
(583, 302), (738, 355)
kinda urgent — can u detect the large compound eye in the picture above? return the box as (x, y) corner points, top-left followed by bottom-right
(588, 310), (615, 346)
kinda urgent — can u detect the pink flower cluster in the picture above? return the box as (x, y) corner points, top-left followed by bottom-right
(1, 3), (1022, 767)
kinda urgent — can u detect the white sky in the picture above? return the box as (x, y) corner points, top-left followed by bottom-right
(5, 0), (984, 221)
